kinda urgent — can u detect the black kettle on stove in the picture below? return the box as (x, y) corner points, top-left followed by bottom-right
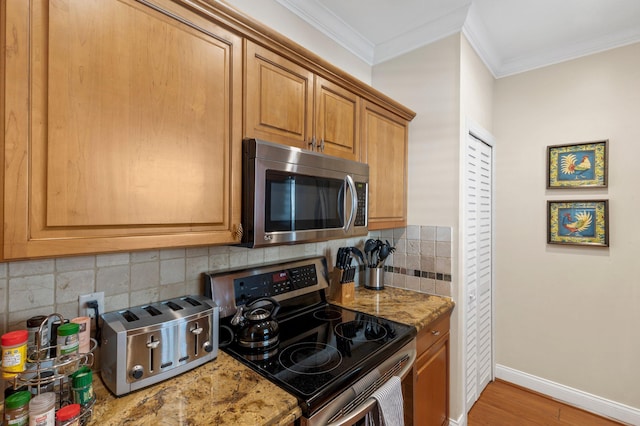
(229, 297), (280, 351)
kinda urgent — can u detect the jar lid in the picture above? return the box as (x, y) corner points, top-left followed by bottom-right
(4, 390), (31, 409)
(57, 323), (80, 336)
(1, 329), (29, 346)
(29, 392), (55, 410)
(56, 403), (81, 421)
(72, 370), (93, 387)
(27, 315), (48, 327)
(70, 365), (91, 380)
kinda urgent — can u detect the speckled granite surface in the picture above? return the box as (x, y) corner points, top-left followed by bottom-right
(89, 351), (301, 426)
(83, 286), (452, 426)
(331, 286), (455, 331)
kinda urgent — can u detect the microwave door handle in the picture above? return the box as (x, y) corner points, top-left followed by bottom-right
(344, 175), (357, 232)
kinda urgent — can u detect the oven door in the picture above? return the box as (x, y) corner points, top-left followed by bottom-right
(303, 339), (416, 426)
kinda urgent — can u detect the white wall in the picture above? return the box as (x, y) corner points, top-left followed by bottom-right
(493, 42), (640, 411)
(221, 0), (372, 84)
(373, 35), (461, 228)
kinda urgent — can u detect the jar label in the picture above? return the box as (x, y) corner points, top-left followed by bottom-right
(6, 412), (29, 426)
(29, 410), (54, 426)
(2, 345), (26, 372)
(59, 341), (79, 355)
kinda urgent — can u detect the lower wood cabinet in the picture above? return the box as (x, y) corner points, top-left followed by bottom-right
(404, 314), (451, 426)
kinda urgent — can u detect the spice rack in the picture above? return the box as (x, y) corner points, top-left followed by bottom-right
(3, 313), (97, 425)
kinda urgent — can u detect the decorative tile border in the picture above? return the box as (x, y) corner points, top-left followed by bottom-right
(385, 265), (452, 282)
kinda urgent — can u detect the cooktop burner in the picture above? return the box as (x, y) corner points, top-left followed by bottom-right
(313, 307), (343, 321)
(334, 320), (389, 342)
(280, 342), (342, 375)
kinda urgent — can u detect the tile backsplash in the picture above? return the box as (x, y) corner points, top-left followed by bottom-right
(369, 225), (453, 296)
(0, 225), (453, 335)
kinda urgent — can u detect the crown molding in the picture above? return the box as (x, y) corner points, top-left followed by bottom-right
(275, 0), (375, 64)
(496, 26), (640, 77)
(374, 3), (470, 64)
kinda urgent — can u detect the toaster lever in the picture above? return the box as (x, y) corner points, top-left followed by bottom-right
(191, 327), (204, 335)
(146, 340), (160, 349)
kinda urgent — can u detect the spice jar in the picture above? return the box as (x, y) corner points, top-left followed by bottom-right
(56, 323), (79, 356)
(70, 368), (94, 407)
(70, 317), (91, 354)
(2, 330), (29, 379)
(56, 323), (80, 375)
(4, 390), (31, 426)
(49, 320), (69, 358)
(29, 392), (55, 426)
(55, 403), (81, 426)
(26, 316), (49, 355)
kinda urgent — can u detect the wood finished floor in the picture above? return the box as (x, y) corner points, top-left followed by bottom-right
(467, 380), (626, 426)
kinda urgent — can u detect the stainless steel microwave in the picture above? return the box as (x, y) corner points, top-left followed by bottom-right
(241, 139), (368, 248)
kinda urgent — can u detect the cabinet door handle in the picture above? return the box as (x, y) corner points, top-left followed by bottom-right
(308, 137), (317, 150)
(320, 138), (325, 152)
(431, 330), (441, 336)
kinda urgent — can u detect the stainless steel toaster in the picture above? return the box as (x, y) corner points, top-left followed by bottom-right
(100, 295), (218, 396)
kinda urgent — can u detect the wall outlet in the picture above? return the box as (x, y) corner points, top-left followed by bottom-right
(78, 292), (105, 319)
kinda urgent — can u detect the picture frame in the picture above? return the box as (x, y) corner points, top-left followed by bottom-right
(547, 200), (609, 247)
(547, 140), (607, 188)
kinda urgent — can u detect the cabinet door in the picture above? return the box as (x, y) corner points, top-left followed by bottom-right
(361, 101), (408, 229)
(314, 77), (360, 161)
(245, 41), (314, 149)
(414, 334), (450, 426)
(2, 0), (243, 259)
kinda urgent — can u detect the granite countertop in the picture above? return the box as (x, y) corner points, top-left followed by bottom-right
(331, 286), (455, 331)
(88, 351), (301, 426)
(84, 286), (453, 425)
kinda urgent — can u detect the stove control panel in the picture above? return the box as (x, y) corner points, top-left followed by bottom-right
(234, 264), (318, 304)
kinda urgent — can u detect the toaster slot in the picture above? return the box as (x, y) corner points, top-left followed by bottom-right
(165, 301), (183, 311)
(182, 297), (202, 307)
(143, 305), (162, 316)
(121, 310), (139, 322)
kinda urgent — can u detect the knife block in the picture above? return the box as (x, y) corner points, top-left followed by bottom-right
(329, 269), (355, 304)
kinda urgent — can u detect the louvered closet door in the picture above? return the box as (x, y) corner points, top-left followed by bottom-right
(463, 131), (493, 411)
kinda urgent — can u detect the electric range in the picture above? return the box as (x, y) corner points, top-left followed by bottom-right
(204, 256), (417, 424)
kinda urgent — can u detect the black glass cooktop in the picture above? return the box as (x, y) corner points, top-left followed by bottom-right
(221, 303), (416, 416)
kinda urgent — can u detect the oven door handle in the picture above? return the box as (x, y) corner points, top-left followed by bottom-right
(325, 347), (416, 426)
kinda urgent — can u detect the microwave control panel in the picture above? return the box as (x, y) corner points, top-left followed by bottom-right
(354, 181), (367, 226)
(233, 264), (318, 304)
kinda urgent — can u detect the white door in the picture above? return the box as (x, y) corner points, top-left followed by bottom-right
(463, 129), (494, 411)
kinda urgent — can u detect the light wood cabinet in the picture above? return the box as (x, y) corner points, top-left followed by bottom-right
(361, 100), (409, 229)
(412, 314), (451, 426)
(245, 41), (360, 161)
(1, 0), (243, 259)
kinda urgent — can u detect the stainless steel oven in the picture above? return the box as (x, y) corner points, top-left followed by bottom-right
(241, 139), (369, 248)
(204, 256), (417, 425)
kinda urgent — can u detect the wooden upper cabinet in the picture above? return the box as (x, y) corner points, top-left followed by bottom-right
(245, 41), (360, 161)
(361, 101), (409, 229)
(315, 77), (360, 161)
(245, 41), (314, 150)
(1, 0), (243, 259)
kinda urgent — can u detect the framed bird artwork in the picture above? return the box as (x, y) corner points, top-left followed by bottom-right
(547, 140), (608, 188)
(547, 200), (609, 247)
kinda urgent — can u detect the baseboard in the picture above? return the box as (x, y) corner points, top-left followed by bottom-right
(496, 364), (640, 425)
(448, 413), (466, 426)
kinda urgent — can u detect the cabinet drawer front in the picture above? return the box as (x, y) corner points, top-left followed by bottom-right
(417, 315), (450, 354)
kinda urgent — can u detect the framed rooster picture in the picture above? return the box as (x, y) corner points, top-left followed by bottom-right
(547, 140), (608, 188)
(547, 200), (609, 247)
